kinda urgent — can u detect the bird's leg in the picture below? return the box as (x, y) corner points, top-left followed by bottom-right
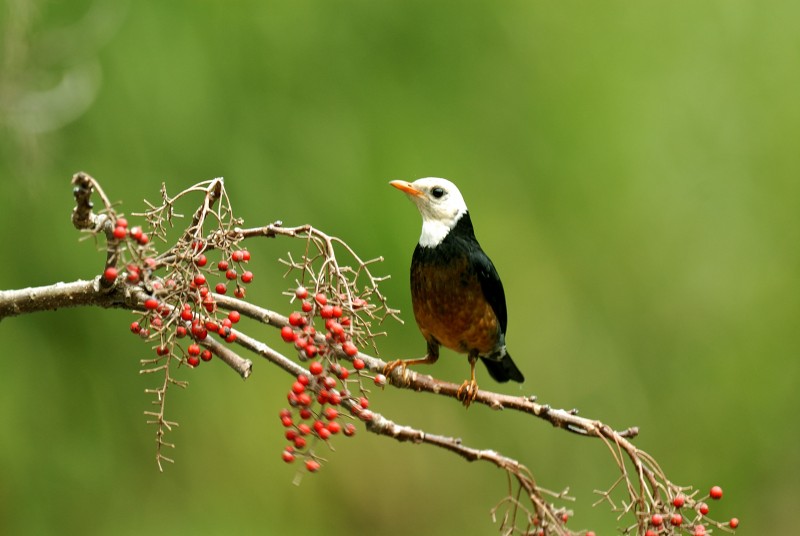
(456, 354), (480, 408)
(383, 340), (440, 380)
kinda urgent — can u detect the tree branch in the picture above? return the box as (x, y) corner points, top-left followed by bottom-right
(1, 173), (739, 535)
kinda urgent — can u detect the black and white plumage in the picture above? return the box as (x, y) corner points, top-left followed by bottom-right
(386, 177), (524, 405)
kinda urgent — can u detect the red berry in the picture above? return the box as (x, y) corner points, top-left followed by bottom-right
(186, 355), (200, 367)
(241, 271), (253, 283)
(301, 300), (313, 313)
(297, 423), (311, 435)
(130, 226), (143, 240)
(673, 495), (685, 508)
(697, 502), (709, 515)
(327, 421), (341, 434)
(305, 459), (320, 472)
(188, 343), (201, 356)
(241, 250), (251, 261)
(327, 320), (344, 337)
(228, 310), (240, 323)
(374, 373), (387, 386)
(231, 250), (244, 262)
(234, 286), (246, 298)
(359, 397), (369, 409)
(144, 298), (159, 310)
(215, 283), (227, 294)
(560, 513), (568, 523)
(155, 345), (169, 356)
(103, 266), (118, 282)
(343, 341), (358, 357)
(645, 531), (657, 536)
(226, 269), (237, 280)
(343, 423), (356, 436)
(280, 415), (293, 427)
(295, 286), (308, 299)
(297, 373), (310, 386)
(138, 233), (149, 245)
(126, 270), (140, 283)
(729, 518), (739, 529)
(651, 514), (663, 526)
(281, 450), (294, 463)
(195, 254), (208, 267)
(130, 321), (141, 334)
(217, 260), (229, 271)
(670, 514), (683, 526)
(193, 274), (206, 287)
(293, 436), (307, 449)
(225, 331), (237, 343)
(181, 308), (193, 321)
(201, 349), (212, 362)
(314, 293), (327, 306)
(709, 486), (723, 500)
(304, 344), (318, 358)
(191, 323), (208, 341)
(693, 526), (706, 536)
(328, 391), (341, 405)
(288, 312), (304, 327)
(320, 305), (334, 318)
(309, 361), (324, 375)
(332, 305), (343, 318)
(291, 381), (305, 394)
(113, 226), (127, 239)
(278, 326), (295, 343)
(317, 427), (331, 440)
(116, 217), (128, 228)
(323, 407), (338, 421)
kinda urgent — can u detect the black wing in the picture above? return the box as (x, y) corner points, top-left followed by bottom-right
(468, 244), (508, 335)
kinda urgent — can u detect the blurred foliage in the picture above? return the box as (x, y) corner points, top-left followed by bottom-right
(1, 0), (798, 534)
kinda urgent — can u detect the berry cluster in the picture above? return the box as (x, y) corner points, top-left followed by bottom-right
(277, 286), (379, 473)
(643, 486), (738, 535)
(124, 238), (255, 369)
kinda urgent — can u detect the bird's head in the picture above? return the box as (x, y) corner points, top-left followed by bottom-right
(390, 177), (468, 247)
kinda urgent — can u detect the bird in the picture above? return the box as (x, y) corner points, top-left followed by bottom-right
(385, 177), (524, 407)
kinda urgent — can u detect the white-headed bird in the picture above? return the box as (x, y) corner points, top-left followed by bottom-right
(386, 177), (524, 406)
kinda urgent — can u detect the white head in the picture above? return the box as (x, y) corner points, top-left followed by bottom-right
(390, 177), (468, 247)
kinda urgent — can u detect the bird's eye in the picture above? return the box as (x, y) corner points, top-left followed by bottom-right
(431, 187), (445, 199)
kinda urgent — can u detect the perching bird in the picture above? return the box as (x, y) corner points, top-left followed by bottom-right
(386, 177), (524, 406)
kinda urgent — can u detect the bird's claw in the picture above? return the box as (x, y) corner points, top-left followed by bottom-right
(382, 359), (408, 380)
(456, 379), (479, 408)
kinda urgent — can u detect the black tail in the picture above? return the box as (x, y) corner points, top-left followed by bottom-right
(480, 353), (524, 383)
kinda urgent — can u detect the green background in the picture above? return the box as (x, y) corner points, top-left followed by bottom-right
(1, 1), (797, 534)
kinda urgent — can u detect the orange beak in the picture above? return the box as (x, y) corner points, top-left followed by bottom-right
(389, 180), (424, 197)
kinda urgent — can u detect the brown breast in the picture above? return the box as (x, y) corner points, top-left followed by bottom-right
(411, 253), (500, 356)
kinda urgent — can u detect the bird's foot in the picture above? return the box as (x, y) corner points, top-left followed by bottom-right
(456, 379), (479, 408)
(382, 359), (408, 383)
